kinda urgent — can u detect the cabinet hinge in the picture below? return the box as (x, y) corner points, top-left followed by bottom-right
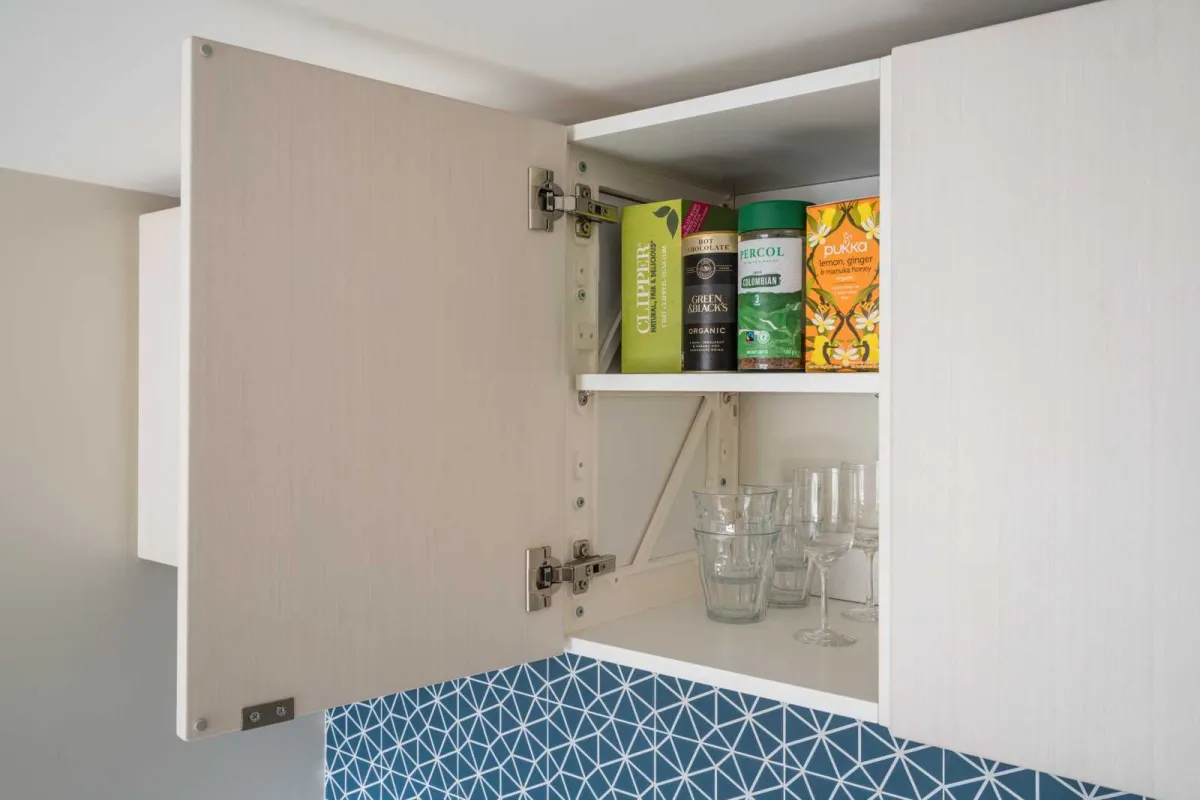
(526, 539), (616, 612)
(529, 167), (618, 236)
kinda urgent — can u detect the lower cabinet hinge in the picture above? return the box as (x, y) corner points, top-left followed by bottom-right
(526, 539), (616, 612)
(529, 167), (618, 236)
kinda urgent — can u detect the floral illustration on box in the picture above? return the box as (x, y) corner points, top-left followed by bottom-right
(805, 199), (880, 372)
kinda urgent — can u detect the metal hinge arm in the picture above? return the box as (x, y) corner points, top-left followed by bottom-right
(528, 167), (618, 234)
(526, 539), (616, 612)
(544, 193), (619, 224)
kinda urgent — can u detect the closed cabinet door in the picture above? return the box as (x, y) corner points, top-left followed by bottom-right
(178, 39), (568, 739)
(889, 1), (1199, 796)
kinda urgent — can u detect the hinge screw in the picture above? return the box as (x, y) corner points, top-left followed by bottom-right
(722, 393), (733, 404)
(575, 606), (585, 618)
(200, 43), (213, 58)
(578, 579), (590, 592)
(578, 391), (591, 407)
(276, 706), (288, 717)
(249, 711), (261, 724)
(576, 288), (587, 302)
(193, 718), (208, 732)
(575, 496), (585, 508)
(578, 161), (587, 173)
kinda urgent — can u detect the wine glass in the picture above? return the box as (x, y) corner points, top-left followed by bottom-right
(841, 462), (881, 623)
(792, 467), (857, 647)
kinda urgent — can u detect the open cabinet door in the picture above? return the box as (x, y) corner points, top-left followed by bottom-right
(178, 39), (567, 739)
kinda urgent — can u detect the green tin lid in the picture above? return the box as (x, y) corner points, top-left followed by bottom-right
(738, 199), (812, 234)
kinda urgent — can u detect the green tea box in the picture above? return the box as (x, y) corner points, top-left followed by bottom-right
(621, 200), (738, 373)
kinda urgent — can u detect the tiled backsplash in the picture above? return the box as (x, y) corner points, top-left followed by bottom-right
(325, 654), (1146, 800)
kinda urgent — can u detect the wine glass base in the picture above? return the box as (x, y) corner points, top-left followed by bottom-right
(794, 627), (857, 647)
(842, 606), (879, 623)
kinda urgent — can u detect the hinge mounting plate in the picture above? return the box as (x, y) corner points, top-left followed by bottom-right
(526, 539), (616, 612)
(529, 167), (618, 234)
(241, 697), (295, 731)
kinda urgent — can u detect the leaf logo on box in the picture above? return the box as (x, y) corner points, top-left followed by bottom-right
(652, 206), (679, 238)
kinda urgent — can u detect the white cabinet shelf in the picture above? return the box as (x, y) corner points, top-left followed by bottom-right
(577, 372), (880, 395)
(570, 59), (880, 194)
(567, 595), (878, 721)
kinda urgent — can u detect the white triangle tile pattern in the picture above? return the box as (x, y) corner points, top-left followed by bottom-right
(325, 655), (1149, 800)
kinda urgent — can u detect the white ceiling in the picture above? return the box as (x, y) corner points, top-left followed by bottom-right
(0, 0), (1091, 196)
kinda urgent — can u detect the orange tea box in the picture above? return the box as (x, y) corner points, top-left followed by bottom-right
(804, 196), (880, 372)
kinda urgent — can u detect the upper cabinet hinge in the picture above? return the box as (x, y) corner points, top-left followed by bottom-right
(529, 167), (618, 237)
(526, 539), (616, 612)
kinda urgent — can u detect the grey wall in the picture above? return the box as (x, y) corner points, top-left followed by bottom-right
(0, 168), (323, 799)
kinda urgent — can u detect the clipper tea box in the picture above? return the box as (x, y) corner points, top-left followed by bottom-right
(622, 201), (738, 373)
(804, 196), (881, 372)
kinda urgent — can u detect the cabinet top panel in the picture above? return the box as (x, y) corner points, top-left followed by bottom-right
(570, 60), (880, 195)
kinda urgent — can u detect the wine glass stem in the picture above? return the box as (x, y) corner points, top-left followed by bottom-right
(818, 564), (830, 633)
(865, 549), (876, 610)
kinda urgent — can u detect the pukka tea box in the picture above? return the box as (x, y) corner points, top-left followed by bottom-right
(804, 196), (881, 373)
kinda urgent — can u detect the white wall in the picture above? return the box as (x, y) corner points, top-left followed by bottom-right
(0, 168), (323, 799)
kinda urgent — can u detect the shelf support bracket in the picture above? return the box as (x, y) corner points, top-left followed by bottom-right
(632, 396), (713, 566)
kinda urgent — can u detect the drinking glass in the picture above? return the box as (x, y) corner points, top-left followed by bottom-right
(792, 467), (857, 647)
(741, 483), (809, 608)
(841, 462), (881, 623)
(693, 489), (779, 624)
(693, 487), (777, 533)
(693, 523), (779, 624)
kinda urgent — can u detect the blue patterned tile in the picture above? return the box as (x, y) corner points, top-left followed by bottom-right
(457, 669), (548, 800)
(706, 689), (785, 763)
(547, 702), (601, 786)
(655, 733), (720, 800)
(592, 717), (655, 798)
(497, 659), (550, 699)
(596, 660), (656, 726)
(785, 768), (871, 799)
(654, 675), (718, 743)
(326, 657), (1158, 800)
(783, 705), (860, 784)
(945, 751), (1035, 799)
(838, 722), (942, 799)
(1038, 773), (1147, 800)
(547, 653), (600, 711)
(715, 751), (785, 799)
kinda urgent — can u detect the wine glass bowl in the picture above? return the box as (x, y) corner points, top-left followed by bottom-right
(841, 462), (881, 624)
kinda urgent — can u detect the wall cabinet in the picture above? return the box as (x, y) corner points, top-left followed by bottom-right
(138, 1), (1198, 796)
